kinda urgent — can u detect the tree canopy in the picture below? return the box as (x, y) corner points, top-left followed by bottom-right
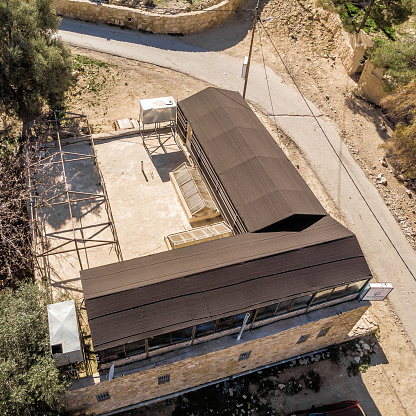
(0, 0), (72, 119)
(0, 282), (69, 416)
(331, 0), (413, 38)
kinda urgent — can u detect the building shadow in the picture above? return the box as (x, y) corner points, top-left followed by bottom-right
(148, 150), (188, 182)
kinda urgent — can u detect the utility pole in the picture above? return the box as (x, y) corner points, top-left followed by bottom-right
(243, 1), (260, 99)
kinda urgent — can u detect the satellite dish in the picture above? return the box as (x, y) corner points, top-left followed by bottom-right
(108, 364), (115, 382)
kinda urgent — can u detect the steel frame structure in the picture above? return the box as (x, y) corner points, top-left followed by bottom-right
(140, 121), (181, 156)
(24, 111), (123, 275)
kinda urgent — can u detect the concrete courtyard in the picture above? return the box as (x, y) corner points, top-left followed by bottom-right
(36, 128), (191, 301)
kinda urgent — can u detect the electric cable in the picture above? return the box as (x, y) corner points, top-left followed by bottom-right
(257, 18), (416, 282)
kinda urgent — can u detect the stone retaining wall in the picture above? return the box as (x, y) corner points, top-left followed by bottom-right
(357, 60), (388, 105)
(313, 7), (374, 75)
(55, 0), (242, 34)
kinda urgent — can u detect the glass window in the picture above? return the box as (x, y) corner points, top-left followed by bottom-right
(329, 285), (348, 300)
(311, 288), (334, 305)
(275, 299), (293, 315)
(195, 320), (216, 338)
(238, 351), (251, 361)
(158, 374), (170, 385)
(170, 327), (193, 345)
(149, 334), (171, 351)
(291, 294), (313, 311)
(215, 316), (234, 332)
(255, 304), (279, 321)
(343, 279), (369, 297)
(99, 346), (125, 363)
(125, 339), (145, 356)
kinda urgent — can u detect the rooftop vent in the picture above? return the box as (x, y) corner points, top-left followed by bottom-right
(170, 163), (220, 222)
(165, 221), (233, 250)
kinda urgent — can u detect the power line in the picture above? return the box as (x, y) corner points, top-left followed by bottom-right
(258, 15), (278, 136)
(257, 19), (416, 282)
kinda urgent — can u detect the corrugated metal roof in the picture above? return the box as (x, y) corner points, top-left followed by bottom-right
(178, 88), (327, 232)
(81, 216), (372, 351)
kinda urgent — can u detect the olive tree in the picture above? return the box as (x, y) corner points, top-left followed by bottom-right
(0, 283), (69, 416)
(0, 0), (72, 120)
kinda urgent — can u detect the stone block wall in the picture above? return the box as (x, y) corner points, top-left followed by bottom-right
(54, 0), (242, 34)
(65, 303), (371, 415)
(313, 7), (374, 75)
(357, 60), (388, 105)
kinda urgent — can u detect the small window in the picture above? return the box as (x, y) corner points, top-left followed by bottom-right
(158, 374), (170, 385)
(238, 351), (251, 361)
(170, 327), (193, 345)
(125, 339), (146, 356)
(96, 392), (110, 402)
(51, 343), (63, 355)
(99, 345), (126, 363)
(297, 334), (310, 344)
(215, 316), (234, 332)
(149, 334), (171, 351)
(317, 327), (331, 338)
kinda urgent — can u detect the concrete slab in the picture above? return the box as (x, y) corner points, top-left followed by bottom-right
(93, 132), (189, 261)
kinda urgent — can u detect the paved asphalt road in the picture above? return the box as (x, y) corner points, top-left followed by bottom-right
(59, 18), (416, 348)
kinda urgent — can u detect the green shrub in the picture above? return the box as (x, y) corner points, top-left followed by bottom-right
(371, 38), (416, 90)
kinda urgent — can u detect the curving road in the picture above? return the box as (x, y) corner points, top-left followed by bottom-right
(59, 18), (416, 349)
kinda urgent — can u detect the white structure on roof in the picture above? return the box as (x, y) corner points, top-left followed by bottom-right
(47, 300), (83, 367)
(139, 96), (176, 124)
(169, 162), (220, 222)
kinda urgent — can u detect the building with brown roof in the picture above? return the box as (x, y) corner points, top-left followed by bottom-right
(73, 88), (373, 415)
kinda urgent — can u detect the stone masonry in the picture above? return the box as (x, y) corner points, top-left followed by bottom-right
(313, 8), (374, 76)
(65, 303), (371, 415)
(357, 60), (388, 105)
(54, 0), (242, 34)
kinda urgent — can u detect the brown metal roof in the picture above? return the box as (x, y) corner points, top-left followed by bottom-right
(81, 216), (372, 351)
(178, 88), (327, 232)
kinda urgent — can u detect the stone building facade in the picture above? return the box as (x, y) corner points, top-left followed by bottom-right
(65, 302), (371, 414)
(65, 88), (375, 415)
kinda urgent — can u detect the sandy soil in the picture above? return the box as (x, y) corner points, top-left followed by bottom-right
(65, 2), (416, 411)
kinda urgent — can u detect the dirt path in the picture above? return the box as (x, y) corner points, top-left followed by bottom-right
(66, 6), (416, 409)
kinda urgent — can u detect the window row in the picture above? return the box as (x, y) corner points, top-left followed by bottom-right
(97, 279), (369, 364)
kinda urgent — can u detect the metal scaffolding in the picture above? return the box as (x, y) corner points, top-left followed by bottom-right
(24, 111), (123, 276)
